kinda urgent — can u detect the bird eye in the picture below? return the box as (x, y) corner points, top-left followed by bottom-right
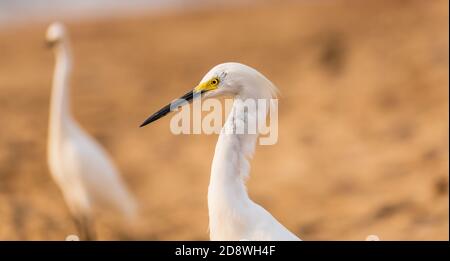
(211, 78), (219, 85)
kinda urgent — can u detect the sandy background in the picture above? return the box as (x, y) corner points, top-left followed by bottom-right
(0, 0), (448, 240)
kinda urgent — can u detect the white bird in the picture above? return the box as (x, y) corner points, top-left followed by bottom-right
(140, 62), (301, 241)
(46, 22), (137, 240)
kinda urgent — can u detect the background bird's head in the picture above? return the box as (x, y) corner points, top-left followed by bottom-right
(45, 22), (67, 48)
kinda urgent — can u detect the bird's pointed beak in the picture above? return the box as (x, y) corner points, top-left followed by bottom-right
(139, 89), (203, 128)
(139, 80), (217, 128)
(45, 40), (56, 49)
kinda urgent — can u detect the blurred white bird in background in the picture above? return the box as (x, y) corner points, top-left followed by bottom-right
(46, 22), (137, 240)
(140, 62), (301, 240)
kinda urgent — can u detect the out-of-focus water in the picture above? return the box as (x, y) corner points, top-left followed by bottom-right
(0, 0), (247, 28)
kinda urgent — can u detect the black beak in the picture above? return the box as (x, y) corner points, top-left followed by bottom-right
(139, 89), (203, 128)
(45, 40), (56, 49)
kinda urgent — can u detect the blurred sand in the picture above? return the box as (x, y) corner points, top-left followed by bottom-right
(0, 0), (448, 240)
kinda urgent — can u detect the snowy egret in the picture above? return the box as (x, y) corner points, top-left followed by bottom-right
(140, 63), (301, 240)
(46, 22), (137, 240)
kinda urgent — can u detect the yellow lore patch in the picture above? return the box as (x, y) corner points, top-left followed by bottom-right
(194, 77), (220, 93)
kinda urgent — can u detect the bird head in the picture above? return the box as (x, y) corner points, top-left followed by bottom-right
(45, 22), (67, 48)
(139, 62), (278, 127)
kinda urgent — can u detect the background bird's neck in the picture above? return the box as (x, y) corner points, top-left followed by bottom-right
(49, 42), (73, 139)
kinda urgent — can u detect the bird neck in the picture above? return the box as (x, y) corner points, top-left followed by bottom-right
(208, 97), (266, 233)
(48, 42), (73, 141)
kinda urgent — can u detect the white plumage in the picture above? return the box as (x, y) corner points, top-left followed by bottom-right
(204, 63), (300, 241)
(46, 22), (137, 240)
(140, 62), (301, 241)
